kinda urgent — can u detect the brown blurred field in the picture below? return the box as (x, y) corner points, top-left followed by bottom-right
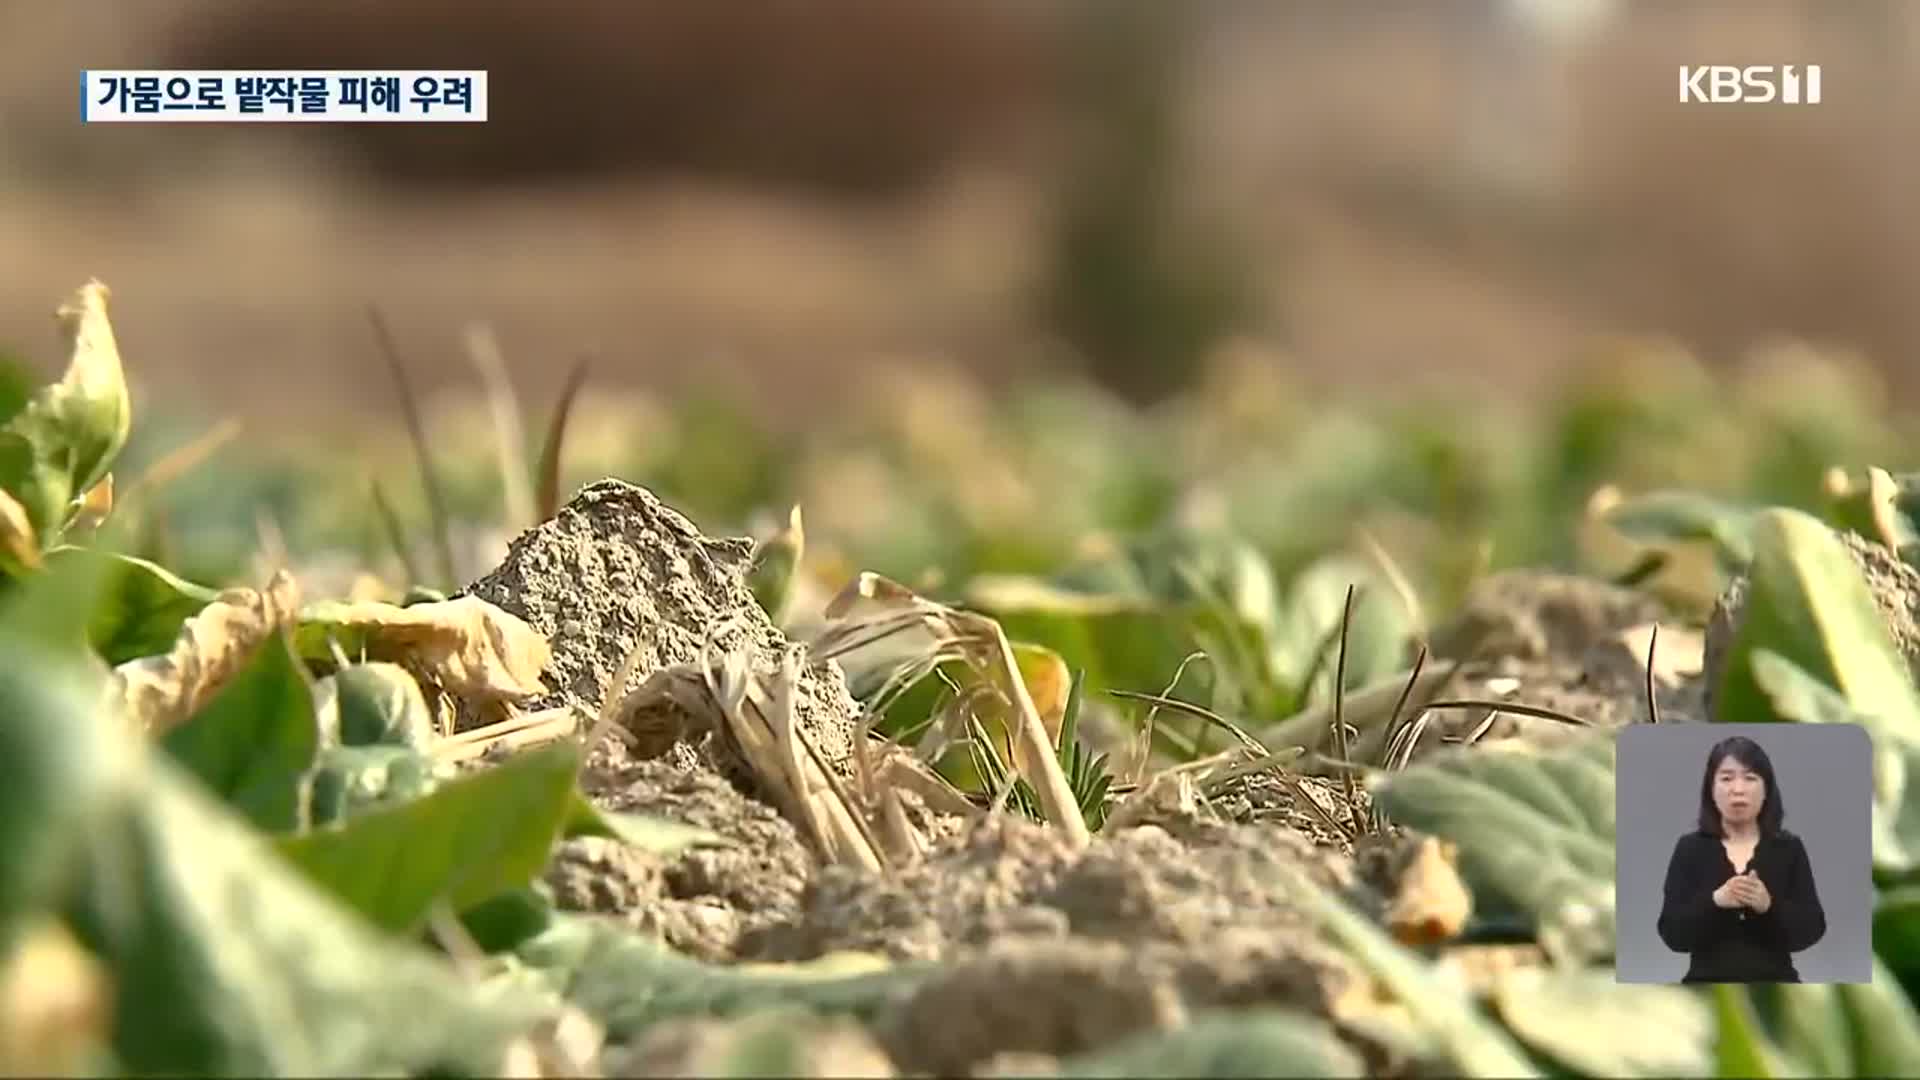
(1, 0), (1916, 435)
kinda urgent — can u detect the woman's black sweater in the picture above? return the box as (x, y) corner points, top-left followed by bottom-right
(1656, 828), (1827, 983)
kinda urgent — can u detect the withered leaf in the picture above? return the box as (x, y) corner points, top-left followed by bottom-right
(112, 571), (303, 736)
(0, 487), (39, 571)
(298, 595), (551, 707)
(1386, 836), (1473, 947)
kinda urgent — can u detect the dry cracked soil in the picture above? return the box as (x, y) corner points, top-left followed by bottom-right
(463, 477), (1756, 1076)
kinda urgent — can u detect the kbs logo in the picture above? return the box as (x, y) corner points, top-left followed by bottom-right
(1679, 65), (1822, 104)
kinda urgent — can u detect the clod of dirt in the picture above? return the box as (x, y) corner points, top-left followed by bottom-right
(1702, 528), (1920, 720)
(874, 928), (1370, 1077)
(1416, 572), (1708, 752)
(1459, 657), (1704, 730)
(1584, 623), (1704, 697)
(875, 938), (1188, 1076)
(607, 1009), (895, 1078)
(1347, 827), (1481, 945)
(748, 814), (1355, 962)
(461, 478), (860, 775)
(1431, 570), (1666, 666)
(544, 757), (813, 961)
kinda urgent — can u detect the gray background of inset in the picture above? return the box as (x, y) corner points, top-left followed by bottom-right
(1615, 722), (1874, 984)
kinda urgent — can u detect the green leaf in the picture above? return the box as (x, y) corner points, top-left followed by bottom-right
(1490, 968), (1712, 1077)
(1713, 986), (1797, 1079)
(158, 630), (318, 832)
(516, 914), (929, 1043)
(1730, 964), (1920, 1078)
(748, 505), (804, 626)
(63, 751), (546, 1076)
(0, 282), (131, 540)
(1273, 555), (1411, 700)
(1600, 490), (1757, 572)
(306, 742), (440, 827)
(1751, 983), (1853, 1076)
(0, 451), (30, 560)
(0, 350), (35, 428)
(321, 661), (437, 750)
(276, 741), (584, 934)
(1750, 651), (1920, 877)
(564, 792), (731, 856)
(1875, 886), (1920, 995)
(1369, 735), (1617, 963)
(1055, 1009), (1366, 1077)
(959, 574), (1195, 737)
(0, 551), (124, 954)
(0, 522), (115, 669)
(1260, 857), (1541, 1077)
(0, 430), (65, 551)
(45, 283), (131, 501)
(455, 885), (555, 954)
(1837, 961), (1920, 1075)
(43, 546), (218, 664)
(1715, 508), (1920, 733)
(1140, 526), (1280, 632)
(0, 529), (546, 1076)
(967, 529), (1304, 733)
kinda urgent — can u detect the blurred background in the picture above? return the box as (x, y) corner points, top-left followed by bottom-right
(0, 0), (1917, 614)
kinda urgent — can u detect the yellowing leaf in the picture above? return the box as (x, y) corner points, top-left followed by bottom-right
(70, 473), (113, 533)
(0, 919), (109, 1077)
(1492, 969), (1711, 1077)
(936, 641), (1072, 790)
(0, 281), (132, 540)
(111, 571), (303, 736)
(48, 281), (132, 502)
(298, 595), (550, 706)
(1008, 641), (1071, 768)
(1386, 836), (1473, 947)
(0, 487), (39, 571)
(748, 504), (805, 626)
(964, 573), (1153, 617)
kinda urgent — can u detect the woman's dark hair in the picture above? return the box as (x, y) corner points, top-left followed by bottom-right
(1697, 735), (1785, 837)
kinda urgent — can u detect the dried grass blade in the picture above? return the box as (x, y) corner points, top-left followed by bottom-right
(120, 417), (243, 507)
(773, 653), (885, 873)
(877, 785), (926, 863)
(535, 354), (590, 523)
(463, 324), (535, 532)
(1391, 712), (1435, 771)
(581, 632), (653, 770)
(1107, 688), (1266, 754)
(367, 305), (456, 588)
(1131, 650), (1210, 784)
(436, 705), (579, 765)
(975, 614), (1089, 846)
(1377, 644), (1430, 765)
(1421, 699), (1592, 726)
(1357, 526), (1427, 639)
(1332, 584), (1368, 835)
(368, 477), (423, 588)
(1197, 745), (1307, 795)
(875, 750), (979, 818)
(1644, 623), (1662, 725)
